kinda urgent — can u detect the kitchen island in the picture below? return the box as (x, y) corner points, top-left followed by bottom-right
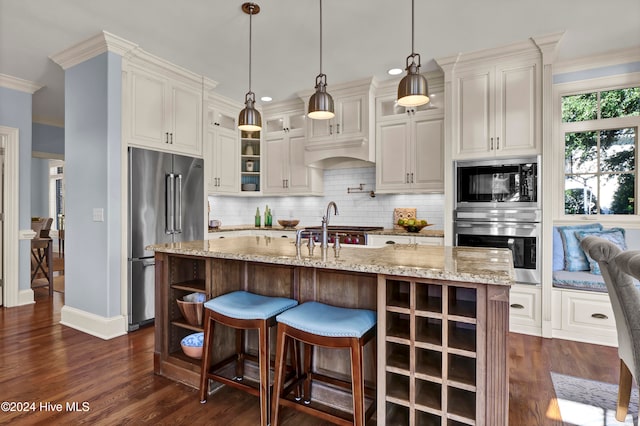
(149, 236), (514, 425)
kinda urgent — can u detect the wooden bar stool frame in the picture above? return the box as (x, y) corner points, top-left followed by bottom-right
(271, 323), (377, 426)
(199, 308), (274, 426)
(199, 307), (299, 426)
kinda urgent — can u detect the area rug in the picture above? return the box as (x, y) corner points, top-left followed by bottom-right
(551, 372), (639, 425)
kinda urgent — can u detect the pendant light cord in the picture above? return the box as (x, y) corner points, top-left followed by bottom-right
(248, 5), (253, 93)
(319, 0), (323, 75)
(411, 0), (415, 55)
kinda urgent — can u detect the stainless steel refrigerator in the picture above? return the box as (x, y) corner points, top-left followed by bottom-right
(127, 147), (204, 331)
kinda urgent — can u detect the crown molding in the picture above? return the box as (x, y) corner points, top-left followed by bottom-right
(0, 74), (42, 94)
(554, 46), (640, 74)
(50, 31), (138, 70)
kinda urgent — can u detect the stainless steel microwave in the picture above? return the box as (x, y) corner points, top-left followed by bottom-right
(455, 156), (539, 208)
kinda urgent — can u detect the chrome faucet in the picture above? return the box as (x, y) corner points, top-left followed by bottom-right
(321, 201), (339, 248)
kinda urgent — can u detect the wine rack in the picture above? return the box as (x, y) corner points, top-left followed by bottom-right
(379, 277), (508, 425)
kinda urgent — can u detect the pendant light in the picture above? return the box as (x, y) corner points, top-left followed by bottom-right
(308, 0), (335, 120)
(397, 0), (429, 107)
(238, 2), (262, 131)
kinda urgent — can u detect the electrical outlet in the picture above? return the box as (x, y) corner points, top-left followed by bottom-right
(93, 208), (104, 222)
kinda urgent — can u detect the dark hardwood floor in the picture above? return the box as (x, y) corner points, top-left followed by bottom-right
(0, 288), (622, 425)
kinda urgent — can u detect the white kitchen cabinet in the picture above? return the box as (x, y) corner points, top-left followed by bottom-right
(452, 58), (540, 160)
(205, 97), (240, 194)
(300, 78), (376, 166)
(263, 104), (322, 195)
(375, 97), (444, 193)
(124, 59), (202, 156)
(509, 284), (542, 336)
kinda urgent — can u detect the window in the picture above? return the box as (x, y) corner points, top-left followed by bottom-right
(48, 160), (64, 230)
(562, 87), (639, 215)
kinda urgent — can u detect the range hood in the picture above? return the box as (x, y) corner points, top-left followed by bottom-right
(304, 138), (375, 169)
(298, 77), (377, 169)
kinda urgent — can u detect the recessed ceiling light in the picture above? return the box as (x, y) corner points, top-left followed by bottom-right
(388, 68), (403, 76)
(260, 96), (272, 102)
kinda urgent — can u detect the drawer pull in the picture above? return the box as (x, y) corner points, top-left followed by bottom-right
(591, 313), (608, 320)
(510, 303), (525, 309)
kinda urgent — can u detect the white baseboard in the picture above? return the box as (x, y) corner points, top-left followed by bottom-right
(60, 305), (127, 340)
(510, 323), (542, 337)
(17, 289), (35, 305)
(552, 328), (618, 347)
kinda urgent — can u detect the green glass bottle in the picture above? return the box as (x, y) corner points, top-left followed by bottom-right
(255, 207), (261, 227)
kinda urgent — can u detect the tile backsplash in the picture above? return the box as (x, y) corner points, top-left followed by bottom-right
(209, 167), (444, 229)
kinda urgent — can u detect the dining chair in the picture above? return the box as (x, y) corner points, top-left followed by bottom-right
(580, 236), (640, 421)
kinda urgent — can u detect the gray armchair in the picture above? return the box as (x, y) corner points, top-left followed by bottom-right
(580, 236), (640, 421)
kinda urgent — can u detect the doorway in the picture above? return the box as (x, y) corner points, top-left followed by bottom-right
(0, 126), (19, 307)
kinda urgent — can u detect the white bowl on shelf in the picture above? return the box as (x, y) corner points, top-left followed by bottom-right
(242, 183), (257, 191)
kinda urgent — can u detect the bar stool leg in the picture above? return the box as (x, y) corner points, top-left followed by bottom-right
(351, 339), (365, 426)
(258, 321), (270, 426)
(199, 312), (214, 403)
(234, 329), (245, 380)
(303, 343), (313, 404)
(271, 325), (288, 426)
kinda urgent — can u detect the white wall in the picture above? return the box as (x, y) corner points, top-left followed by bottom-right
(209, 166), (445, 230)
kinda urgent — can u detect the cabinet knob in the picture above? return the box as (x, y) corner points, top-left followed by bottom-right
(336, 123), (340, 134)
(329, 124), (333, 135)
(165, 132), (169, 143)
(490, 137), (494, 150)
(496, 136), (500, 149)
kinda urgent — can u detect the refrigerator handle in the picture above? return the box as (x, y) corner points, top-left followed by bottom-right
(175, 173), (183, 234)
(166, 173), (175, 234)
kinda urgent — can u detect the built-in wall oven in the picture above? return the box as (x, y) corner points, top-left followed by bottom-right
(454, 156), (541, 284)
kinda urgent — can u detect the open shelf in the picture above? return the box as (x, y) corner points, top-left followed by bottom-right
(416, 283), (443, 313)
(386, 280), (411, 310)
(447, 387), (476, 422)
(386, 342), (410, 372)
(386, 372), (410, 403)
(448, 354), (477, 389)
(415, 379), (442, 411)
(448, 321), (477, 354)
(386, 402), (410, 425)
(415, 348), (442, 380)
(387, 311), (411, 341)
(415, 317), (442, 347)
(416, 410), (442, 426)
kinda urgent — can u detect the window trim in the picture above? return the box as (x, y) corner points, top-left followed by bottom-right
(553, 71), (640, 226)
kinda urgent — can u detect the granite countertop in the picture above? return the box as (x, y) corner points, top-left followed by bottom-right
(209, 225), (444, 238)
(148, 236), (512, 285)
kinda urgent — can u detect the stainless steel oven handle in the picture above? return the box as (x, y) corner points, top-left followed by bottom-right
(507, 238), (515, 252)
(456, 222), (538, 230)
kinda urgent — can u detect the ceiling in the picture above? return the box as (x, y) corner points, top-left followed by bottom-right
(2, 0), (639, 127)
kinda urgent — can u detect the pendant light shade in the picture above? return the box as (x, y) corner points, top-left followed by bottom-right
(397, 0), (429, 108)
(238, 3), (262, 131)
(308, 0), (335, 120)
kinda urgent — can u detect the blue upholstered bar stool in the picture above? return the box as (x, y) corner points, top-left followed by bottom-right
(199, 291), (298, 426)
(271, 301), (377, 426)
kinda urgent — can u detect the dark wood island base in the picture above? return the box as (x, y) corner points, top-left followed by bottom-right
(150, 237), (514, 425)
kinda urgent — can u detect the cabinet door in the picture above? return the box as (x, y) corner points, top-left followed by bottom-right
(129, 69), (166, 146)
(495, 62), (539, 156)
(287, 133), (312, 193)
(454, 69), (493, 159)
(263, 136), (288, 194)
(376, 121), (410, 191)
(170, 83), (202, 156)
(413, 117), (444, 192)
(215, 130), (240, 194)
(336, 94), (366, 139)
(308, 116), (332, 141)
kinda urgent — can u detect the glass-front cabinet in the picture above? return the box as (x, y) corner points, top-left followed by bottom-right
(241, 130), (261, 193)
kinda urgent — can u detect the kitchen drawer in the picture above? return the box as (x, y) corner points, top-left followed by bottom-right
(509, 284), (541, 333)
(414, 236), (443, 246)
(367, 235), (414, 246)
(562, 291), (615, 332)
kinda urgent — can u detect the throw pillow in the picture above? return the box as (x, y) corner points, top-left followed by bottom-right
(575, 228), (627, 274)
(557, 223), (603, 271)
(552, 227), (564, 271)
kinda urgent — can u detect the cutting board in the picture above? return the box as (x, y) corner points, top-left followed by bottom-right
(393, 208), (417, 229)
